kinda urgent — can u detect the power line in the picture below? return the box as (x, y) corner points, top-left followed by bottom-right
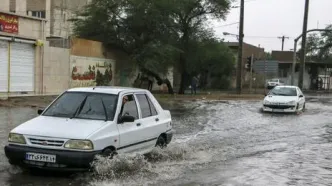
(277, 35), (290, 51)
(213, 22), (239, 28)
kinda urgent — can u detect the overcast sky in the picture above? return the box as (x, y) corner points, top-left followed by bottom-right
(213, 0), (332, 53)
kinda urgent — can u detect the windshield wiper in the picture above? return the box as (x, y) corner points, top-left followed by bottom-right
(70, 96), (88, 119)
(100, 97), (108, 121)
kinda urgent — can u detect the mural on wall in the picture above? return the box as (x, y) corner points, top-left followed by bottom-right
(70, 56), (115, 88)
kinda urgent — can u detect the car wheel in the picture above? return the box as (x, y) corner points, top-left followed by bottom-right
(156, 135), (167, 149)
(101, 148), (117, 159)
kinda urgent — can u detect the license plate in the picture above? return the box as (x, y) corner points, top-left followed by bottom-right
(273, 109), (284, 112)
(25, 152), (56, 163)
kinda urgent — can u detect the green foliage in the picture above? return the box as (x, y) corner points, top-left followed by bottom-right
(305, 24), (332, 62)
(71, 0), (233, 91)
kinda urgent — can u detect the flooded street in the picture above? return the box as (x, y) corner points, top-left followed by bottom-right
(1, 98), (332, 186)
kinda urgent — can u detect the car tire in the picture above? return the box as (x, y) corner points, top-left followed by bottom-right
(156, 135), (167, 149)
(303, 103), (306, 110)
(101, 148), (117, 159)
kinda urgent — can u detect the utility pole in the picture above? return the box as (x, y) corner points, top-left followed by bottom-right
(299, 0), (310, 89)
(249, 54), (254, 93)
(236, 0), (244, 94)
(277, 35), (289, 51)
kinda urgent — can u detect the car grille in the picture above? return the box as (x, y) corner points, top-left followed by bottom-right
(264, 105), (294, 109)
(29, 138), (64, 147)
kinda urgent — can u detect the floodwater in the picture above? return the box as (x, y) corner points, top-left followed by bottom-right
(1, 97), (332, 186)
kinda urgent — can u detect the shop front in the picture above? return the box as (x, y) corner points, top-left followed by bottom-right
(0, 11), (44, 94)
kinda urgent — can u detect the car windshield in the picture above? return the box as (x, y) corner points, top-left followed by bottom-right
(268, 87), (297, 96)
(270, 79), (279, 82)
(42, 92), (118, 121)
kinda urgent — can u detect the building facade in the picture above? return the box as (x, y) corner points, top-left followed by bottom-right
(225, 42), (265, 88)
(0, 4), (45, 95)
(9, 0), (89, 39)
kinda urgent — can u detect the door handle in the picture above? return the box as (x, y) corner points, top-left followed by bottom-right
(136, 123), (141, 126)
(155, 118), (159, 122)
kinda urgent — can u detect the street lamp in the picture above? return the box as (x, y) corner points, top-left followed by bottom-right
(291, 29), (332, 85)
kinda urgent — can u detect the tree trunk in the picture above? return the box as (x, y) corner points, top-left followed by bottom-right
(178, 52), (188, 94)
(141, 68), (174, 94)
(178, 72), (187, 94)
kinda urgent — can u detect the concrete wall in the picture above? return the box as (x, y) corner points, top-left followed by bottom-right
(69, 38), (116, 88)
(50, 0), (89, 37)
(43, 42), (70, 94)
(0, 0), (10, 12)
(26, 0), (46, 11)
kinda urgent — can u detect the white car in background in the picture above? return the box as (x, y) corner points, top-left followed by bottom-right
(262, 86), (306, 113)
(266, 78), (285, 89)
(4, 86), (173, 171)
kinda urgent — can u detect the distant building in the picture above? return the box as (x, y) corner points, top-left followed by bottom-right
(225, 42), (265, 88)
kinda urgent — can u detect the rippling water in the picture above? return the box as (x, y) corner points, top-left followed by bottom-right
(1, 99), (332, 186)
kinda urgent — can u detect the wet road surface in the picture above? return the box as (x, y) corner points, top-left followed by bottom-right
(1, 97), (332, 186)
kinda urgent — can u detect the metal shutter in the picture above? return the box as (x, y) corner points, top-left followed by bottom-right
(10, 42), (35, 92)
(0, 40), (8, 92)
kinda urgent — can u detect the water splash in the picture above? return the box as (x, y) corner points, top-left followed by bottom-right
(89, 144), (199, 185)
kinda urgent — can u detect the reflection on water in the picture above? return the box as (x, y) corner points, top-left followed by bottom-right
(0, 100), (332, 186)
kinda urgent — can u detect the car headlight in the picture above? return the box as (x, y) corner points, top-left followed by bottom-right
(287, 101), (296, 105)
(64, 140), (94, 150)
(8, 133), (26, 144)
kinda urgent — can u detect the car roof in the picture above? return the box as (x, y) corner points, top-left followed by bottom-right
(67, 86), (148, 95)
(274, 85), (299, 89)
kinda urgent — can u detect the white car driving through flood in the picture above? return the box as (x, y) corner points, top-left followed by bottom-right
(4, 86), (173, 171)
(262, 86), (306, 113)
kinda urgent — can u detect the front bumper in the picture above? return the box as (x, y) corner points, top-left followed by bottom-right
(4, 145), (101, 171)
(165, 129), (173, 144)
(262, 105), (297, 113)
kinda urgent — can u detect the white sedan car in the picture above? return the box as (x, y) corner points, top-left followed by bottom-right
(4, 86), (173, 171)
(262, 86), (306, 113)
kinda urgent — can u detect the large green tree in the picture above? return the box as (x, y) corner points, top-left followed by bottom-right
(305, 24), (332, 62)
(166, 0), (232, 93)
(71, 0), (233, 94)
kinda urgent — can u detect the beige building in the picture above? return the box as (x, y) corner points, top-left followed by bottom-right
(2, 0), (174, 95)
(0, 2), (46, 95)
(9, 0), (89, 39)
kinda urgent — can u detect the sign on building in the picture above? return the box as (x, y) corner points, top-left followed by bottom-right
(0, 13), (19, 34)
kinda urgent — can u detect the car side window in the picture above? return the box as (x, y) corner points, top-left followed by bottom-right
(136, 94), (153, 118)
(298, 88), (303, 96)
(147, 96), (158, 116)
(120, 94), (139, 120)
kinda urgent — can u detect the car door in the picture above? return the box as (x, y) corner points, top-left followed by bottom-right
(135, 93), (162, 149)
(116, 94), (147, 153)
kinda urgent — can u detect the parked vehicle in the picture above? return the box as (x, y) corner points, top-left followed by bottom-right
(262, 86), (306, 113)
(4, 86), (173, 171)
(266, 78), (285, 89)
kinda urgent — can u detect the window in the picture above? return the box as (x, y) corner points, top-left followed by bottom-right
(120, 94), (139, 119)
(31, 11), (46, 18)
(43, 92), (118, 121)
(136, 94), (157, 118)
(268, 87), (297, 96)
(147, 96), (158, 116)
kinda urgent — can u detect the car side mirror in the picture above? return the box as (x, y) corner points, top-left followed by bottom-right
(37, 109), (44, 115)
(118, 115), (135, 124)
(299, 95), (304, 98)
